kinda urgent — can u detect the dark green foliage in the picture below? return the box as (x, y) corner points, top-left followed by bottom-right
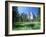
(13, 22), (40, 30)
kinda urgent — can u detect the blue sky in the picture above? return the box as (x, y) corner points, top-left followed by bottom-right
(17, 7), (40, 15)
(13, 6), (40, 15)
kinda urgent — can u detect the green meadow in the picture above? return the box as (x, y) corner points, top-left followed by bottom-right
(13, 22), (40, 30)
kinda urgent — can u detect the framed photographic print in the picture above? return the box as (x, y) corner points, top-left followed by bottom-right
(5, 1), (45, 36)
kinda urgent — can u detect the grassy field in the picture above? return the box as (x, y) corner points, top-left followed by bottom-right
(13, 22), (40, 30)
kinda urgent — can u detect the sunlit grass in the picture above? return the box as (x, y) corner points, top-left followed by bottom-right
(13, 22), (40, 30)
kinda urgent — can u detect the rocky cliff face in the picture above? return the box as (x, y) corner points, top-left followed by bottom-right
(27, 12), (33, 20)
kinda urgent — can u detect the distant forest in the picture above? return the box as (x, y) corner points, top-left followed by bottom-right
(12, 7), (40, 22)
